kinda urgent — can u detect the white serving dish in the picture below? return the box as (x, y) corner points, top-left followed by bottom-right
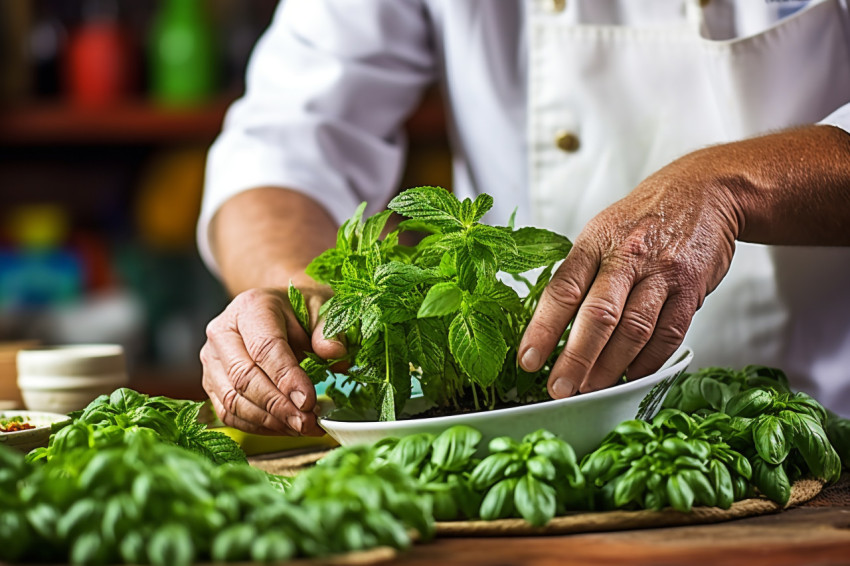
(0, 410), (70, 452)
(319, 346), (693, 458)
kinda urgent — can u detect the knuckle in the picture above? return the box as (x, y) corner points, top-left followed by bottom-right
(654, 315), (689, 345)
(544, 276), (585, 312)
(221, 388), (239, 416)
(271, 364), (301, 392)
(621, 232), (649, 259)
(244, 335), (278, 366)
(617, 309), (656, 344)
(559, 348), (595, 373)
(227, 359), (256, 393)
(205, 318), (221, 341)
(199, 344), (211, 366)
(265, 393), (291, 418)
(220, 412), (235, 428)
(580, 298), (621, 331)
(237, 288), (266, 305)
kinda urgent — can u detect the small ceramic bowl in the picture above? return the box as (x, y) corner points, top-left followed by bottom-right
(0, 410), (70, 453)
(320, 346), (693, 458)
(17, 344), (129, 414)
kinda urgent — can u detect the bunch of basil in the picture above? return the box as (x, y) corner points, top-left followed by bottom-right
(374, 425), (585, 526)
(27, 388), (245, 466)
(0, 433), (431, 565)
(662, 367), (846, 505)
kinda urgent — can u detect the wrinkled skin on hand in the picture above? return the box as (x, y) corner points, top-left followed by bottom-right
(201, 285), (345, 436)
(519, 153), (740, 399)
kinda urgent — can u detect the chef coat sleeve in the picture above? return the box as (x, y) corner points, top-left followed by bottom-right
(198, 0), (436, 275)
(819, 103), (850, 135)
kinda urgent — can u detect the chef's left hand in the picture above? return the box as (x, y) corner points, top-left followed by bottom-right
(518, 151), (741, 399)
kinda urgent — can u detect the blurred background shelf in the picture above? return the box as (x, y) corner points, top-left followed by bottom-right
(0, 0), (450, 404)
(0, 92), (447, 146)
(0, 99), (233, 145)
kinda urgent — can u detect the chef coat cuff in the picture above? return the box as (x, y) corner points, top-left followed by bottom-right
(197, 140), (360, 277)
(818, 104), (850, 135)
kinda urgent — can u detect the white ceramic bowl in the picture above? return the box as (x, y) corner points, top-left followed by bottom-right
(0, 410), (70, 452)
(17, 344), (129, 414)
(320, 346), (693, 458)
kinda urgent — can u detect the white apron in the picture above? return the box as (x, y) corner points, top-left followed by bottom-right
(527, 0), (850, 414)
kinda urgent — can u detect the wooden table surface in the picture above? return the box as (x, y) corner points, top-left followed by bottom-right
(388, 506), (850, 566)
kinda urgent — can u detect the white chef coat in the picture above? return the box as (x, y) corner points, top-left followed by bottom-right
(200, 0), (850, 414)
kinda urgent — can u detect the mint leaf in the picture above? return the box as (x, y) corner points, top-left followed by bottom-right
(359, 210), (393, 251)
(468, 224), (517, 255)
(288, 282), (310, 334)
(487, 281), (524, 316)
(448, 304), (508, 387)
(361, 303), (383, 341)
(375, 262), (434, 292)
(417, 282), (463, 318)
(322, 294), (363, 338)
(501, 227), (572, 273)
(408, 318), (447, 380)
(379, 383), (396, 422)
(338, 202), (367, 250)
(467, 194), (494, 224)
(196, 430), (247, 464)
(300, 353), (333, 385)
(457, 243), (496, 293)
(305, 248), (346, 284)
(388, 187), (464, 232)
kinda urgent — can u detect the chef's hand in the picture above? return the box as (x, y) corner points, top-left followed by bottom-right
(518, 153), (740, 399)
(201, 284), (345, 436)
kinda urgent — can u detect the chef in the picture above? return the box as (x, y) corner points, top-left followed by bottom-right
(198, 0), (850, 436)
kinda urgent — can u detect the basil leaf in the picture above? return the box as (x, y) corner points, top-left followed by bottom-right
(708, 460), (735, 509)
(725, 389), (774, 418)
(387, 433), (434, 473)
(470, 453), (514, 490)
(751, 456), (791, 506)
(527, 456), (557, 482)
(430, 426), (482, 472)
(679, 469), (716, 507)
(515, 474), (556, 527)
(753, 415), (789, 465)
(666, 474), (695, 512)
(613, 468), (649, 508)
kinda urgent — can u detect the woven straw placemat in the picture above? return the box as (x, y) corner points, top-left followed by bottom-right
(252, 449), (846, 537)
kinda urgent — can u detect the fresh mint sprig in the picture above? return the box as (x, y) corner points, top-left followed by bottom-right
(296, 186), (572, 421)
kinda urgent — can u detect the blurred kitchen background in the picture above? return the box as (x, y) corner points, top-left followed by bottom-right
(0, 0), (450, 400)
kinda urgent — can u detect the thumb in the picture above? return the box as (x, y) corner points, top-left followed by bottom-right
(306, 293), (347, 360)
(312, 317), (348, 360)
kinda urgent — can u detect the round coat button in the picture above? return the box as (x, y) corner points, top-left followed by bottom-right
(549, 0), (567, 13)
(555, 131), (580, 152)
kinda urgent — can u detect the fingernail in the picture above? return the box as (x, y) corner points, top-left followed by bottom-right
(521, 348), (542, 371)
(290, 390), (307, 410)
(287, 414), (303, 433)
(552, 378), (576, 399)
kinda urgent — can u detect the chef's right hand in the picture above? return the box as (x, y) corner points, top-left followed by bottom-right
(200, 285), (345, 436)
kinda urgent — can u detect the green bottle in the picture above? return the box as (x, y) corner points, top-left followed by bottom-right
(149, 0), (217, 105)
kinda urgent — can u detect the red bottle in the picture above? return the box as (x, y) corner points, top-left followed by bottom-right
(64, 0), (134, 107)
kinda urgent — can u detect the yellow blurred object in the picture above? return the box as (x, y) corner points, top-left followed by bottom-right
(7, 205), (68, 249)
(135, 147), (206, 249)
(215, 426), (338, 456)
